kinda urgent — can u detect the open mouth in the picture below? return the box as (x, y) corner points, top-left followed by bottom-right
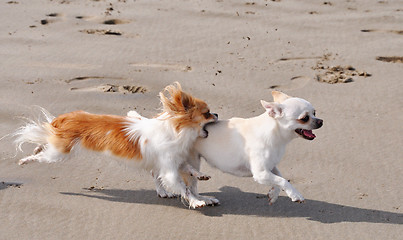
(295, 129), (316, 140)
(200, 114), (218, 138)
(201, 120), (218, 138)
(202, 124), (209, 137)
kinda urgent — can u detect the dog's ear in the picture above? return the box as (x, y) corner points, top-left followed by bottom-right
(180, 92), (194, 111)
(272, 91), (291, 103)
(261, 100), (283, 118)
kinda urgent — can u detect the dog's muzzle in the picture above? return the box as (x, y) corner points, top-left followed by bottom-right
(212, 113), (218, 121)
(314, 118), (323, 129)
(295, 118), (323, 140)
(201, 113), (218, 138)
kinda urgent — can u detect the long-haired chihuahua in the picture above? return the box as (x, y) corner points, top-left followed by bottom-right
(13, 82), (217, 208)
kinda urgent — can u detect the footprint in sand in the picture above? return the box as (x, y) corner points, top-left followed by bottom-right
(70, 84), (147, 94)
(79, 18), (133, 36)
(269, 54), (332, 89)
(46, 13), (62, 17)
(376, 56), (403, 63)
(74, 15), (130, 25)
(65, 76), (124, 84)
(315, 65), (371, 84)
(34, 13), (133, 37)
(38, 13), (64, 26)
(269, 76), (311, 90)
(80, 29), (123, 36)
(0, 182), (23, 190)
(66, 76), (146, 94)
(310, 54), (371, 84)
(130, 63), (192, 72)
(78, 18), (131, 36)
(274, 56), (324, 63)
(361, 29), (403, 35)
(102, 19), (130, 25)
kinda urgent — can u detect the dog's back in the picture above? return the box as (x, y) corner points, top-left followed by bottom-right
(194, 118), (256, 177)
(48, 111), (143, 159)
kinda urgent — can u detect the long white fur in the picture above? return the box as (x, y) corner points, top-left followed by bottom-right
(13, 108), (55, 152)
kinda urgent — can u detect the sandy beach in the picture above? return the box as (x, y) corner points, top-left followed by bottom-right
(1, 0), (402, 239)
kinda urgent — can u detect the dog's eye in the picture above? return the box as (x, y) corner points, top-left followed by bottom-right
(300, 115), (310, 123)
(203, 111), (211, 118)
(313, 110), (316, 116)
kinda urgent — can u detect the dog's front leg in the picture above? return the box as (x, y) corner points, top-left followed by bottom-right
(152, 170), (177, 198)
(181, 163), (210, 181)
(182, 152), (220, 206)
(158, 163), (208, 209)
(267, 167), (282, 205)
(251, 165), (304, 203)
(152, 164), (210, 198)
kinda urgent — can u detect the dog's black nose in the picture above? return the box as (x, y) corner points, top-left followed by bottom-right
(213, 113), (218, 118)
(316, 118), (323, 128)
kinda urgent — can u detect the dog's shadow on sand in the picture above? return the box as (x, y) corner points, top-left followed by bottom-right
(61, 186), (402, 224)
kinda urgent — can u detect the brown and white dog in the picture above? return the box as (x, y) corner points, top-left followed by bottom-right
(13, 82), (217, 208)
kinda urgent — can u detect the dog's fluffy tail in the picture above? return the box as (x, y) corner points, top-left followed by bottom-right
(13, 108), (54, 153)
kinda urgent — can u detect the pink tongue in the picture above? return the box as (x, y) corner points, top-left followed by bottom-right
(303, 130), (316, 138)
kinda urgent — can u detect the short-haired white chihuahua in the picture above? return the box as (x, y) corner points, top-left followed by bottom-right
(180, 91), (323, 206)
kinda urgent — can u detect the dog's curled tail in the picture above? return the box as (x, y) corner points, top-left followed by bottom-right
(13, 108), (55, 153)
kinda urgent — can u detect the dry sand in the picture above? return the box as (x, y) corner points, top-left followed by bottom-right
(1, 0), (402, 239)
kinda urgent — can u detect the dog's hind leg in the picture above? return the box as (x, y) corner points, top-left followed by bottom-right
(182, 152), (220, 206)
(33, 144), (45, 155)
(19, 144), (67, 165)
(152, 170), (177, 198)
(19, 144), (47, 165)
(151, 163), (210, 199)
(19, 155), (39, 165)
(158, 165), (208, 209)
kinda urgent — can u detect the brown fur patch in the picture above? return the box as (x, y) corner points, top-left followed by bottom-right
(48, 111), (142, 159)
(158, 82), (214, 133)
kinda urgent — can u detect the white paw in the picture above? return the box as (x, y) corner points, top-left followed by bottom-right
(156, 188), (177, 198)
(289, 191), (305, 203)
(267, 186), (280, 205)
(188, 199), (207, 209)
(18, 156), (36, 165)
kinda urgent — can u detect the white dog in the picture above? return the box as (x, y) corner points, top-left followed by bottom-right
(13, 83), (217, 208)
(167, 91), (323, 206)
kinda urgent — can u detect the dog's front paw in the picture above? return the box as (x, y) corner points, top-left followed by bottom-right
(196, 174), (211, 181)
(156, 187), (177, 198)
(188, 198), (207, 209)
(289, 191), (305, 203)
(284, 184), (305, 203)
(267, 186), (280, 205)
(158, 191), (178, 198)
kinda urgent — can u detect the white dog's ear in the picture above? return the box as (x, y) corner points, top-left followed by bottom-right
(272, 91), (291, 103)
(261, 100), (283, 118)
